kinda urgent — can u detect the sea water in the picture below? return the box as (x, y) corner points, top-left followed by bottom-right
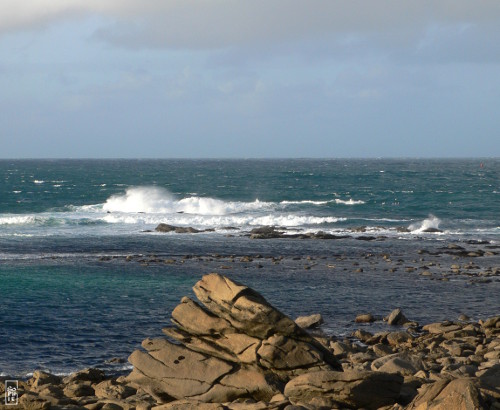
(1, 159), (499, 377)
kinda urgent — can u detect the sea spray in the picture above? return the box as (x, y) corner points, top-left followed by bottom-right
(102, 186), (273, 215)
(409, 215), (442, 233)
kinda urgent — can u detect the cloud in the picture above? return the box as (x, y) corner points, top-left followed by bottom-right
(2, 1), (500, 55)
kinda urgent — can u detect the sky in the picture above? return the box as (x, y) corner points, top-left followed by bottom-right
(1, 1), (500, 158)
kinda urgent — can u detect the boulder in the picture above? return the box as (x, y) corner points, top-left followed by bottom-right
(62, 368), (105, 384)
(355, 313), (375, 323)
(407, 378), (484, 409)
(63, 382), (95, 398)
(423, 321), (462, 335)
(29, 371), (62, 388)
(19, 393), (51, 410)
(155, 224), (201, 234)
(127, 274), (341, 404)
(294, 314), (323, 329)
(284, 370), (403, 410)
(386, 308), (409, 326)
(249, 226), (284, 239)
(386, 331), (413, 346)
(371, 353), (425, 376)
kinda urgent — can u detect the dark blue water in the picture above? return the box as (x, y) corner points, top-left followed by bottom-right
(1, 159), (499, 377)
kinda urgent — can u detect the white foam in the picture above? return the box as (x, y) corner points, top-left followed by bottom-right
(279, 198), (365, 206)
(34, 180), (44, 184)
(280, 200), (331, 206)
(102, 186), (273, 215)
(0, 215), (37, 225)
(250, 215), (343, 227)
(335, 198), (365, 205)
(409, 215), (442, 233)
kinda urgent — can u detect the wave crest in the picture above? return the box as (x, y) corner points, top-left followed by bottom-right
(102, 187), (273, 215)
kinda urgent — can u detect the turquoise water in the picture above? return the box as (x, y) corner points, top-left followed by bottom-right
(1, 159), (499, 377)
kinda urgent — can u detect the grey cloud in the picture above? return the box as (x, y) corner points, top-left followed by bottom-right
(4, 1), (500, 52)
(88, 1), (500, 65)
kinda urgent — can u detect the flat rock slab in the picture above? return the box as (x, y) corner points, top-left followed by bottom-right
(128, 340), (234, 399)
(284, 370), (403, 410)
(295, 314), (324, 329)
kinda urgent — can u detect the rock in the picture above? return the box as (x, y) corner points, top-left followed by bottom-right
(284, 370), (403, 410)
(249, 226), (284, 239)
(330, 341), (351, 357)
(355, 313), (375, 323)
(34, 385), (64, 399)
(62, 368), (105, 384)
(481, 315), (500, 328)
(63, 382), (95, 398)
(423, 322), (462, 335)
(352, 329), (373, 344)
(29, 371), (62, 388)
(386, 331), (413, 346)
(407, 378), (485, 409)
(155, 224), (202, 234)
(127, 274), (341, 404)
(171, 296), (232, 336)
(152, 401), (225, 409)
(422, 227), (443, 233)
(192, 369), (278, 403)
(19, 392), (51, 410)
(294, 314), (323, 329)
(94, 380), (136, 400)
(372, 343), (394, 357)
(258, 334), (332, 373)
(128, 339), (234, 401)
(372, 353), (425, 376)
(101, 403), (124, 410)
(386, 308), (409, 326)
(155, 224), (177, 233)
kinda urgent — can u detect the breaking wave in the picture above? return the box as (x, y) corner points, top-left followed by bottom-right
(409, 215), (442, 233)
(334, 199), (365, 205)
(102, 187), (273, 215)
(0, 215), (38, 225)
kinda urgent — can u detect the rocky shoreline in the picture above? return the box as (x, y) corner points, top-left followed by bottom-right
(3, 273), (499, 410)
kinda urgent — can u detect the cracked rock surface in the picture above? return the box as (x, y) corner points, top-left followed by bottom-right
(127, 273), (341, 403)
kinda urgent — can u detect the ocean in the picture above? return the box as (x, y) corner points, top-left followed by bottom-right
(1, 158), (499, 378)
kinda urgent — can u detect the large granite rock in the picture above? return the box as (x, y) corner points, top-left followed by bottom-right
(284, 370), (404, 410)
(407, 378), (485, 410)
(127, 273), (341, 403)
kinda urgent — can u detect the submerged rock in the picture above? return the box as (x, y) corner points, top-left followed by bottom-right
(155, 223), (201, 233)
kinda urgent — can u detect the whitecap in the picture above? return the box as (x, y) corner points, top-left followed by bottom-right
(34, 180), (44, 184)
(280, 200), (331, 206)
(334, 198), (365, 205)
